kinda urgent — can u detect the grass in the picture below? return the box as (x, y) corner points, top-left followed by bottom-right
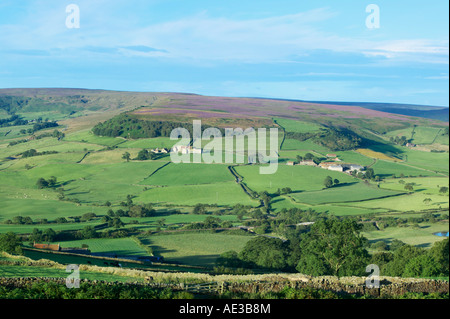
(136, 181), (258, 207)
(235, 164), (356, 194)
(146, 232), (254, 266)
(289, 182), (403, 205)
(402, 148), (449, 174)
(52, 237), (150, 256)
(371, 160), (441, 178)
(0, 220), (101, 234)
(380, 177), (449, 195)
(281, 138), (331, 152)
(117, 137), (177, 149)
(64, 129), (125, 147)
(346, 192), (449, 212)
(275, 118), (322, 133)
(140, 162), (234, 186)
(0, 264), (143, 282)
(362, 222), (449, 249)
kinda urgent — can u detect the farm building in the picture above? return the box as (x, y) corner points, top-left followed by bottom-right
(151, 148), (169, 154)
(319, 162), (337, 169)
(171, 145), (202, 154)
(298, 160), (317, 166)
(33, 243), (61, 251)
(286, 161), (296, 166)
(348, 164), (364, 171)
(328, 165), (344, 172)
(326, 153), (337, 158)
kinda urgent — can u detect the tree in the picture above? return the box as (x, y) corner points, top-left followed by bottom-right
(333, 179), (340, 186)
(295, 219), (370, 276)
(404, 183), (414, 192)
(0, 232), (23, 255)
(193, 204), (207, 215)
(428, 238), (449, 276)
(323, 176), (333, 188)
(36, 178), (49, 189)
(423, 198), (432, 205)
(364, 168), (375, 180)
(239, 237), (290, 270)
(122, 152), (131, 162)
(439, 186), (449, 194)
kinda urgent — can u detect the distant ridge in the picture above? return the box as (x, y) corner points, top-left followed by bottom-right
(247, 97), (449, 122)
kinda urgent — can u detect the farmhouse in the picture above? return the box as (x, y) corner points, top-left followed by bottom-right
(298, 160), (317, 166)
(151, 148), (169, 154)
(319, 162), (337, 169)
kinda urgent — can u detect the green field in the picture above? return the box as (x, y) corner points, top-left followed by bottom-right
(275, 118), (322, 133)
(64, 129), (125, 147)
(290, 182), (403, 205)
(141, 163), (234, 186)
(362, 222), (449, 248)
(136, 181), (258, 207)
(0, 91), (448, 277)
(380, 177), (449, 195)
(147, 232), (254, 266)
(235, 164), (356, 193)
(54, 237), (149, 256)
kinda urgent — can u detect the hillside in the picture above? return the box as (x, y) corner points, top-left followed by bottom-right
(0, 88), (448, 290)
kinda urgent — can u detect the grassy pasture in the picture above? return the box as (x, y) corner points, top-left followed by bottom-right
(0, 220), (101, 234)
(362, 222), (449, 249)
(61, 162), (166, 204)
(64, 129), (125, 147)
(402, 148), (449, 174)
(270, 196), (386, 216)
(147, 232), (254, 266)
(54, 237), (150, 256)
(371, 160), (441, 178)
(289, 182), (403, 205)
(0, 264), (142, 282)
(281, 138), (331, 152)
(136, 182), (258, 207)
(0, 197), (108, 222)
(235, 164), (356, 194)
(380, 177), (449, 195)
(346, 193), (449, 212)
(117, 137), (177, 149)
(141, 163), (234, 186)
(275, 118), (322, 133)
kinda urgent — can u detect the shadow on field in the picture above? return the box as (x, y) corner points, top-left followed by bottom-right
(330, 182), (359, 188)
(167, 254), (219, 267)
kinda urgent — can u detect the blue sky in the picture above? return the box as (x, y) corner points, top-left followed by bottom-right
(0, 0), (448, 106)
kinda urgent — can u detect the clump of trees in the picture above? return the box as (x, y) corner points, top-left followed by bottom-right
(286, 128), (363, 151)
(36, 176), (58, 189)
(389, 135), (410, 146)
(22, 149), (58, 158)
(0, 232), (23, 255)
(92, 114), (221, 139)
(323, 176), (340, 188)
(216, 218), (449, 279)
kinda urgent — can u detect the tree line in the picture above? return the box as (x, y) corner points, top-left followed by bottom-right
(216, 218), (449, 279)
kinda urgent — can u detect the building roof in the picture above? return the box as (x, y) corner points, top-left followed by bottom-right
(33, 243), (60, 251)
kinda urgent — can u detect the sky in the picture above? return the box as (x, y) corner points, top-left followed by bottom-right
(0, 0), (448, 106)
